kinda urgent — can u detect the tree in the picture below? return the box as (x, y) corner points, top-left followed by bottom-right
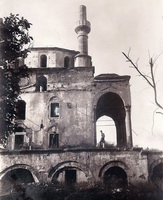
(122, 50), (163, 111)
(0, 14), (33, 144)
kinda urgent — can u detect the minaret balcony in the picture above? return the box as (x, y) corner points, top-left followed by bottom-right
(75, 20), (91, 33)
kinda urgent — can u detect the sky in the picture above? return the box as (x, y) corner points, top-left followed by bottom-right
(1, 0), (163, 150)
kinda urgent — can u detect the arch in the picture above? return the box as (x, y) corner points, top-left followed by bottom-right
(36, 75), (47, 92)
(0, 164), (40, 182)
(150, 159), (163, 190)
(48, 161), (93, 183)
(103, 166), (128, 188)
(40, 54), (47, 68)
(95, 92), (126, 147)
(0, 165), (40, 194)
(99, 160), (128, 178)
(64, 56), (70, 68)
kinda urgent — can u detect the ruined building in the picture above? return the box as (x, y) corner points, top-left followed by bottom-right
(0, 5), (162, 191)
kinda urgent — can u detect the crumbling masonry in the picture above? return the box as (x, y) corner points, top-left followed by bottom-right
(0, 5), (162, 192)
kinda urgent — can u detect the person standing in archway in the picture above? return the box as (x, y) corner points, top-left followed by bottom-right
(100, 130), (105, 148)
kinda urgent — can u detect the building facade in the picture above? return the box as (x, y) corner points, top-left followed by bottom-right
(0, 5), (162, 192)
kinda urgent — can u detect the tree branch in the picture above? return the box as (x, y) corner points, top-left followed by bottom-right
(122, 52), (154, 88)
(150, 58), (163, 109)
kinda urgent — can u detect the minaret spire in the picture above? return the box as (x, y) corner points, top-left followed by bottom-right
(74, 5), (92, 67)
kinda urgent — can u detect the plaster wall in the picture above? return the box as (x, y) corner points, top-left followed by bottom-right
(24, 48), (78, 68)
(0, 150), (149, 186)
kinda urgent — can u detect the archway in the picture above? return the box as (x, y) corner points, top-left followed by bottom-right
(49, 161), (91, 186)
(95, 92), (126, 147)
(51, 166), (88, 186)
(96, 115), (116, 147)
(0, 168), (35, 194)
(103, 166), (127, 189)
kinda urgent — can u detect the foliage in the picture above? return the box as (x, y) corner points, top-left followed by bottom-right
(0, 14), (33, 140)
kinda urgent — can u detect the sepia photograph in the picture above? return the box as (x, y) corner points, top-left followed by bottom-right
(0, 0), (163, 199)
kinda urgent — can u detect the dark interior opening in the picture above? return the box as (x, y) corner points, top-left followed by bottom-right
(64, 56), (70, 68)
(14, 135), (24, 149)
(16, 100), (26, 120)
(49, 133), (59, 148)
(103, 166), (127, 188)
(36, 75), (47, 92)
(65, 169), (77, 185)
(40, 54), (47, 68)
(151, 163), (163, 190)
(1, 168), (34, 193)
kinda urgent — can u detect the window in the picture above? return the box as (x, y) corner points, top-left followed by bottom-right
(14, 135), (24, 149)
(36, 75), (47, 92)
(40, 54), (47, 68)
(64, 56), (70, 68)
(16, 100), (26, 120)
(50, 103), (59, 117)
(49, 133), (59, 148)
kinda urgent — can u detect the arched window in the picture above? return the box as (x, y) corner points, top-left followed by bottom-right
(40, 54), (47, 68)
(16, 100), (26, 120)
(50, 103), (59, 117)
(36, 75), (47, 92)
(64, 56), (70, 68)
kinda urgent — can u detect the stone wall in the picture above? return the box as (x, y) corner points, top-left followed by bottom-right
(0, 149), (151, 187)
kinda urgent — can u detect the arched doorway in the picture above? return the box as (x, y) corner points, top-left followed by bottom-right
(103, 166), (127, 189)
(95, 92), (126, 147)
(96, 115), (116, 147)
(51, 167), (88, 186)
(1, 168), (35, 194)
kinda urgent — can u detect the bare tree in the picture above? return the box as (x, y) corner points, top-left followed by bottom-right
(122, 50), (163, 111)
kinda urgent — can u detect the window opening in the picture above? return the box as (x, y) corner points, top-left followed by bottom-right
(14, 135), (24, 149)
(36, 75), (47, 92)
(50, 103), (59, 117)
(96, 92), (126, 147)
(96, 115), (116, 148)
(16, 100), (26, 120)
(40, 54), (47, 68)
(49, 133), (59, 148)
(65, 169), (76, 185)
(64, 56), (70, 68)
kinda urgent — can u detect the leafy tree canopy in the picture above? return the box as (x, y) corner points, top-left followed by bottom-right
(0, 14), (33, 143)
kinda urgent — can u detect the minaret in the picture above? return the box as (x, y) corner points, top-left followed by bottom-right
(74, 5), (92, 67)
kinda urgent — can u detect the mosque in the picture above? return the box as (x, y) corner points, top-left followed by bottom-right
(0, 5), (162, 192)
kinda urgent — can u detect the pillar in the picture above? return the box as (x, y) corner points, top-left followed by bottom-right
(125, 105), (133, 148)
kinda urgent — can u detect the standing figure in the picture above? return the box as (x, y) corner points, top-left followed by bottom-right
(100, 130), (105, 148)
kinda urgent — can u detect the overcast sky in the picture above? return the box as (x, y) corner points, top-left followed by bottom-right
(1, 0), (163, 150)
